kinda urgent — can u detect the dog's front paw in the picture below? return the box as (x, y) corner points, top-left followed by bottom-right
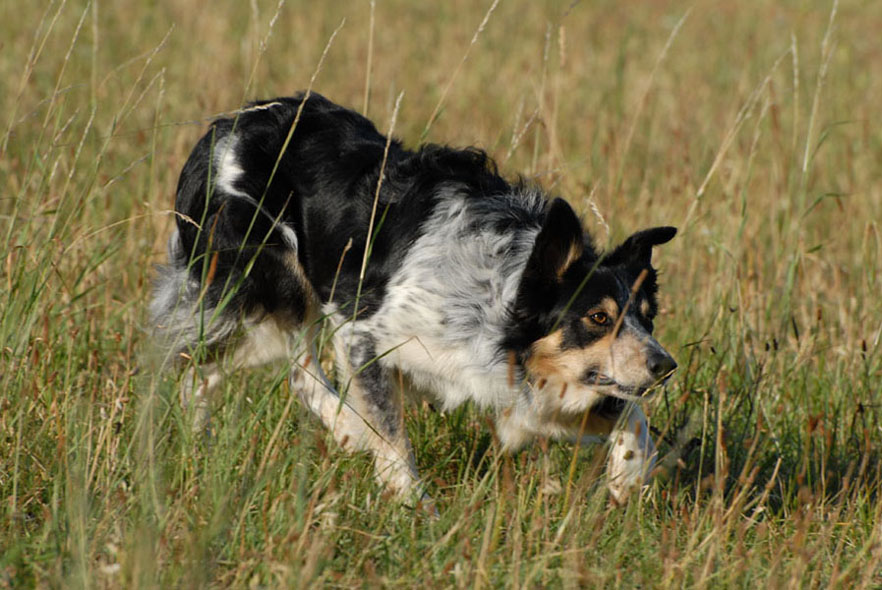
(607, 450), (652, 505)
(416, 493), (440, 518)
(607, 406), (656, 504)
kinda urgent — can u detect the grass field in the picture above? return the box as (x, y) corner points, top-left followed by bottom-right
(2, 0), (881, 587)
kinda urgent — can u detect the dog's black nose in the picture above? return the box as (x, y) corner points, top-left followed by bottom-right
(647, 350), (677, 379)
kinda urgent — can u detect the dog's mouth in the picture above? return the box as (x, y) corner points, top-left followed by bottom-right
(530, 371), (673, 404)
(581, 371), (670, 401)
(581, 371), (616, 387)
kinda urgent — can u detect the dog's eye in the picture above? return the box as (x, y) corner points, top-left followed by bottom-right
(589, 312), (609, 326)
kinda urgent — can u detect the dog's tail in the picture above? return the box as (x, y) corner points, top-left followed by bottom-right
(149, 229), (241, 362)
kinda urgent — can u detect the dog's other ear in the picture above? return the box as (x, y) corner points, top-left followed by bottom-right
(606, 226), (677, 271)
(524, 198), (584, 282)
(506, 199), (585, 348)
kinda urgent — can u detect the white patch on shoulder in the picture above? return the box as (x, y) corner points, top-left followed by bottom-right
(359, 188), (542, 411)
(212, 134), (299, 250)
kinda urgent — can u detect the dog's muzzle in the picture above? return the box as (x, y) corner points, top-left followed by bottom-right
(646, 348), (677, 381)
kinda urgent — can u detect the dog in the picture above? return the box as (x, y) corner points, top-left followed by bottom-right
(151, 92), (677, 505)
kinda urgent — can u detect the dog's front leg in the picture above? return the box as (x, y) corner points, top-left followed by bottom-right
(606, 402), (656, 504)
(296, 324), (426, 505)
(179, 317), (292, 433)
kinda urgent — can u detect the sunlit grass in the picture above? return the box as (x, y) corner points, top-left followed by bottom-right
(1, 0), (880, 587)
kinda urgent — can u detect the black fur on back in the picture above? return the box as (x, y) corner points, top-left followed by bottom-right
(152, 93), (523, 354)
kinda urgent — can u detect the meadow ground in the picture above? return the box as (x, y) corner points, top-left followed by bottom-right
(1, 0), (881, 587)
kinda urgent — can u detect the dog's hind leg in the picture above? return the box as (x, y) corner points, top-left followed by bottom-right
(293, 318), (423, 501)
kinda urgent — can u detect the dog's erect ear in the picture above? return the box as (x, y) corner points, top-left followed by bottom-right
(525, 198), (584, 281)
(506, 199), (585, 347)
(606, 226), (677, 271)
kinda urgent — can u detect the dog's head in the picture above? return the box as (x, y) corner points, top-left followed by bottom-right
(507, 198), (677, 411)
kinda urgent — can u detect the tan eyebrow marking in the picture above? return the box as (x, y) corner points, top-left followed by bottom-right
(602, 297), (619, 318)
(639, 299), (650, 317)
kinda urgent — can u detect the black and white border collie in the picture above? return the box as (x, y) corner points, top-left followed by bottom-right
(151, 92), (677, 505)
